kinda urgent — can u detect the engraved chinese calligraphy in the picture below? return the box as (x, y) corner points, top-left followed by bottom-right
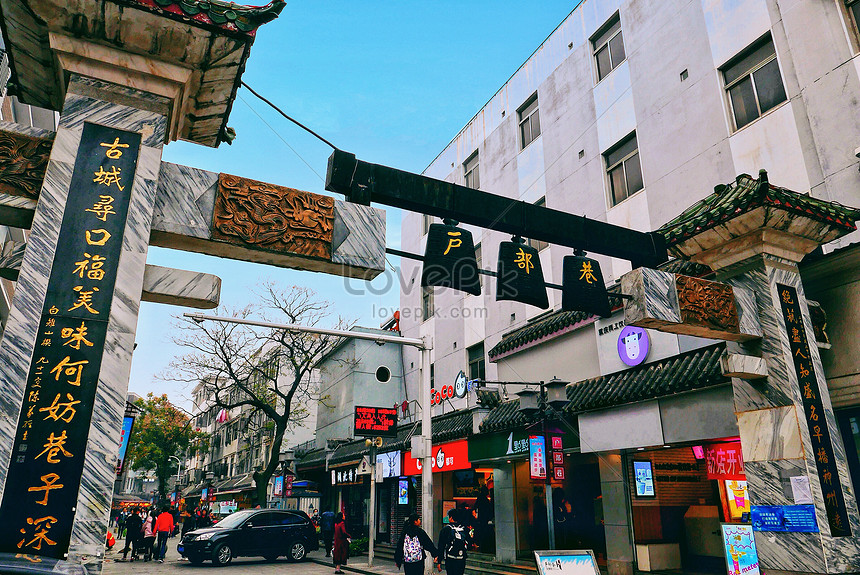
(0, 130), (53, 200)
(0, 123), (142, 558)
(212, 174), (334, 259)
(777, 283), (851, 537)
(676, 275), (740, 333)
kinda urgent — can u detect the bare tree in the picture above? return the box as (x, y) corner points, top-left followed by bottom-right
(168, 283), (351, 505)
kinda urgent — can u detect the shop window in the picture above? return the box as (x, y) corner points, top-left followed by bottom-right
(464, 151), (480, 189)
(592, 14), (626, 81)
(722, 36), (787, 130)
(518, 94), (541, 149)
(468, 342), (485, 381)
(604, 133), (643, 206)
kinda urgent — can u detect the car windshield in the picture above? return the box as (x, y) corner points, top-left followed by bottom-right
(210, 510), (254, 529)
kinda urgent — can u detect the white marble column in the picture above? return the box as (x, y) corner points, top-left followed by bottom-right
(0, 75), (167, 572)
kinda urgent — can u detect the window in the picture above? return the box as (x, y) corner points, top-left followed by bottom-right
(518, 94), (541, 149)
(430, 363), (435, 389)
(722, 36), (787, 130)
(847, 1), (860, 39)
(604, 133), (644, 206)
(423, 214), (433, 235)
(592, 15), (626, 81)
(527, 197), (549, 251)
(468, 343), (485, 381)
(422, 287), (434, 321)
(464, 152), (480, 189)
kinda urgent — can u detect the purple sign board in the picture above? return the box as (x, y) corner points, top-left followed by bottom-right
(617, 326), (649, 366)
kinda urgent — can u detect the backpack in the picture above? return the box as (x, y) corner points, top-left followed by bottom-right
(403, 534), (423, 563)
(446, 526), (467, 560)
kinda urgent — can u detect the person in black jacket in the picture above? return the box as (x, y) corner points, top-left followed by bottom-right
(436, 509), (473, 575)
(120, 508), (142, 561)
(395, 513), (438, 575)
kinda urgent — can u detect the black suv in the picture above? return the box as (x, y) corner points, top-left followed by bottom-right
(178, 509), (318, 566)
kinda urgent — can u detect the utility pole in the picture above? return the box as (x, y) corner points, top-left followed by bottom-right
(540, 382), (556, 549)
(368, 441), (377, 567)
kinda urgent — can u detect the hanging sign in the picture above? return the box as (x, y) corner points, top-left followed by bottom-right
(454, 370), (468, 398)
(421, 222), (481, 295)
(777, 284), (850, 536)
(273, 476), (284, 496)
(529, 435), (547, 480)
(354, 405), (397, 437)
(496, 240), (549, 309)
(617, 326), (649, 367)
(403, 439), (470, 475)
(116, 415), (135, 476)
(705, 442), (745, 480)
(0, 123), (142, 559)
(562, 255), (611, 317)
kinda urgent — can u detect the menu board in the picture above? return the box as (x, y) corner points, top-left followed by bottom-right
(721, 524), (760, 575)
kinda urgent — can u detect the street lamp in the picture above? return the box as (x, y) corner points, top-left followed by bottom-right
(278, 450), (295, 509)
(183, 312), (436, 543)
(169, 455), (182, 505)
(517, 377), (569, 550)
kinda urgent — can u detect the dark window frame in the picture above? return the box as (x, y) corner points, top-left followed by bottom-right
(518, 94), (541, 150)
(467, 342), (486, 381)
(604, 132), (644, 207)
(721, 35), (787, 131)
(464, 151), (480, 189)
(592, 14), (626, 82)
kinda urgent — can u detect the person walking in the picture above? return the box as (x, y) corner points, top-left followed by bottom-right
(154, 506), (175, 562)
(332, 512), (351, 574)
(395, 513), (438, 575)
(120, 508), (142, 561)
(319, 508), (336, 557)
(181, 507), (197, 537)
(141, 509), (156, 561)
(436, 509), (472, 575)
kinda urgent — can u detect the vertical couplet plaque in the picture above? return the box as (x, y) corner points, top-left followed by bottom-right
(0, 122), (141, 557)
(777, 283), (851, 537)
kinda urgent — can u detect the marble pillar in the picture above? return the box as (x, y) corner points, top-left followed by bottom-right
(599, 452), (634, 575)
(0, 75), (167, 571)
(492, 464), (517, 563)
(723, 255), (860, 573)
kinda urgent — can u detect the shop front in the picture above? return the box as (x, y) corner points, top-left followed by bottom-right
(374, 449), (402, 543)
(331, 462), (370, 537)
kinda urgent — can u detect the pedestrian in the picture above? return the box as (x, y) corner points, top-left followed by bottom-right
(436, 509), (472, 575)
(120, 508), (142, 561)
(332, 512), (351, 574)
(117, 511), (127, 540)
(154, 506), (175, 562)
(140, 509), (156, 561)
(319, 508), (336, 557)
(181, 507), (197, 537)
(474, 486), (493, 551)
(395, 512), (438, 575)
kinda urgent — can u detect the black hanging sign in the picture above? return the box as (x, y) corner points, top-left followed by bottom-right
(496, 239), (549, 309)
(354, 405), (398, 438)
(0, 122), (141, 558)
(562, 255), (611, 317)
(777, 284), (851, 537)
(421, 223), (481, 296)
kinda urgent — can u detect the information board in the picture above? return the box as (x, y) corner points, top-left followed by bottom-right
(534, 550), (600, 575)
(721, 524), (760, 575)
(751, 505), (819, 533)
(354, 405), (397, 437)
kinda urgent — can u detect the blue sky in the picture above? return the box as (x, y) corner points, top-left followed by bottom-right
(130, 1), (577, 407)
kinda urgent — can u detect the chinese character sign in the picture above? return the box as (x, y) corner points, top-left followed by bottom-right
(496, 240), (549, 309)
(561, 255), (611, 317)
(354, 406), (397, 437)
(705, 442), (746, 480)
(421, 223), (481, 296)
(777, 284), (850, 537)
(0, 123), (141, 558)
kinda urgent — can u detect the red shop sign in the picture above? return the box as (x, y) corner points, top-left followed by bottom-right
(403, 439), (470, 475)
(705, 442), (745, 480)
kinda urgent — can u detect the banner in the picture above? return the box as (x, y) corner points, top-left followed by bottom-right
(403, 439), (470, 475)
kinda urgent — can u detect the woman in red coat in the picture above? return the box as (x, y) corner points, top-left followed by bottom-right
(332, 512), (351, 574)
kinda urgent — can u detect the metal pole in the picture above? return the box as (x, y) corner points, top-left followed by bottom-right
(420, 343), (434, 574)
(368, 443), (377, 567)
(541, 382), (556, 549)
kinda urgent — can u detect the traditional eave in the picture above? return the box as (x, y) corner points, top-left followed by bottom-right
(115, 0), (285, 36)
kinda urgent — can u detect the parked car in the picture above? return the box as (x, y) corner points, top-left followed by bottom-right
(178, 508), (318, 566)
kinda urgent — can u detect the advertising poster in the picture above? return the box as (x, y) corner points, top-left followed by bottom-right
(721, 524), (760, 575)
(377, 451), (402, 478)
(725, 480), (750, 519)
(530, 436), (547, 479)
(116, 415), (135, 476)
(273, 475), (283, 496)
(633, 461), (655, 497)
(534, 551), (600, 575)
(398, 479), (409, 505)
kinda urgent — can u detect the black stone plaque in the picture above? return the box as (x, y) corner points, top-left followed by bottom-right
(0, 122), (141, 557)
(561, 255), (611, 317)
(496, 240), (549, 309)
(777, 283), (851, 537)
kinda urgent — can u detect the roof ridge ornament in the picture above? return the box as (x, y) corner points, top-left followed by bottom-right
(119, 0), (286, 35)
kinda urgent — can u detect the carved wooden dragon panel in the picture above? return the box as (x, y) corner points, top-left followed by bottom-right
(676, 274), (740, 333)
(0, 130), (53, 200)
(212, 174), (334, 259)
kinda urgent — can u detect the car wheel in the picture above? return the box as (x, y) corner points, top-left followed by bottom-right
(288, 541), (307, 562)
(213, 543), (233, 566)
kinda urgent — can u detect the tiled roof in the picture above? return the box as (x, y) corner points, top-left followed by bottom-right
(119, 0), (285, 35)
(487, 259), (712, 360)
(296, 409), (474, 470)
(658, 170), (860, 248)
(565, 343), (728, 413)
(479, 398), (539, 434)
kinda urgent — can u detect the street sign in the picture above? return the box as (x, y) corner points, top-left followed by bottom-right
(354, 405), (397, 437)
(562, 255), (611, 317)
(497, 239), (549, 309)
(422, 223), (481, 295)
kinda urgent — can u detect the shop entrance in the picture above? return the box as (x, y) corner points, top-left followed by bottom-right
(627, 440), (747, 573)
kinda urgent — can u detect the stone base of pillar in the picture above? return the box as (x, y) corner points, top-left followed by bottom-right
(607, 559), (634, 575)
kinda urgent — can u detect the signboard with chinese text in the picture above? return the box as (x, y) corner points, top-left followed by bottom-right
(534, 550), (600, 575)
(354, 405), (397, 437)
(332, 466), (363, 485)
(529, 436), (547, 480)
(403, 439), (470, 475)
(0, 123), (141, 558)
(561, 255), (611, 318)
(468, 430), (531, 462)
(705, 442), (746, 480)
(778, 284), (850, 536)
(116, 415), (135, 476)
(751, 504), (818, 533)
(273, 476), (283, 496)
(720, 524), (760, 575)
